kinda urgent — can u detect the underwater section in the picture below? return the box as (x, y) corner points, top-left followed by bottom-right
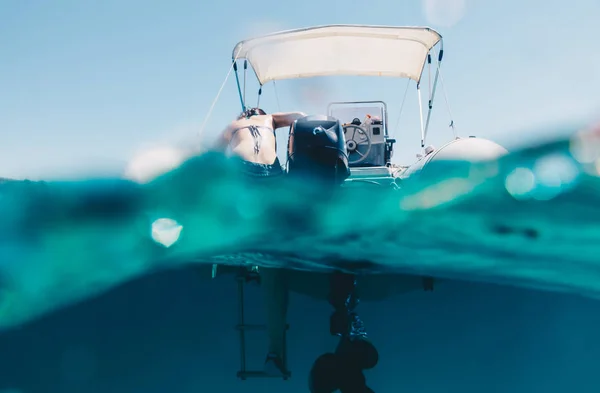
(1, 125), (600, 330)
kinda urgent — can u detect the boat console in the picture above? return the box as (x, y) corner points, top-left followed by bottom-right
(285, 101), (403, 188)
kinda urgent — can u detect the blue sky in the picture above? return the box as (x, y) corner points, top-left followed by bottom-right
(1, 0), (599, 180)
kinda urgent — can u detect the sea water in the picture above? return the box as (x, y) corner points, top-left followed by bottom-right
(1, 126), (600, 331)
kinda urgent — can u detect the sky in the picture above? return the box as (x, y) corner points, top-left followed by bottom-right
(1, 0), (599, 180)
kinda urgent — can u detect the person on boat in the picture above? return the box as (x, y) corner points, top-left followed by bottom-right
(212, 106), (306, 376)
(213, 107), (306, 178)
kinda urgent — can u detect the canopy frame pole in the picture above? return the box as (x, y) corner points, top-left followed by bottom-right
(422, 47), (443, 146)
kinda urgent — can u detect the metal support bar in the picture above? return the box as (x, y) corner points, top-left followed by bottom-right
(232, 60), (246, 112)
(422, 59), (441, 145)
(235, 267), (291, 380)
(417, 83), (425, 147)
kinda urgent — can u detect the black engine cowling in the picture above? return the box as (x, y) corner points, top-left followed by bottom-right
(286, 115), (350, 186)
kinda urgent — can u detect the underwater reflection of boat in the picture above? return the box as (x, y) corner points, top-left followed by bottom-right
(201, 24), (509, 388)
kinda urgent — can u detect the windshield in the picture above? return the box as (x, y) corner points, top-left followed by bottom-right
(328, 103), (385, 131)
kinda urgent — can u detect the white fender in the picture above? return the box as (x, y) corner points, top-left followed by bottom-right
(401, 136), (509, 178)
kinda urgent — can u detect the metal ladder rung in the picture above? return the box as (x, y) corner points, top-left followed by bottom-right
(237, 370), (292, 379)
(236, 324), (266, 331)
(236, 324), (290, 331)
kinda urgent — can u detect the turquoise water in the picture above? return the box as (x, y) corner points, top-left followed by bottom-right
(1, 126), (600, 331)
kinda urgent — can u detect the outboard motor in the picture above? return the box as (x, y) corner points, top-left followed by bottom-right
(287, 118), (377, 393)
(287, 115), (350, 186)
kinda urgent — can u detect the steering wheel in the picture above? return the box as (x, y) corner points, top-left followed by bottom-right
(343, 124), (372, 165)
